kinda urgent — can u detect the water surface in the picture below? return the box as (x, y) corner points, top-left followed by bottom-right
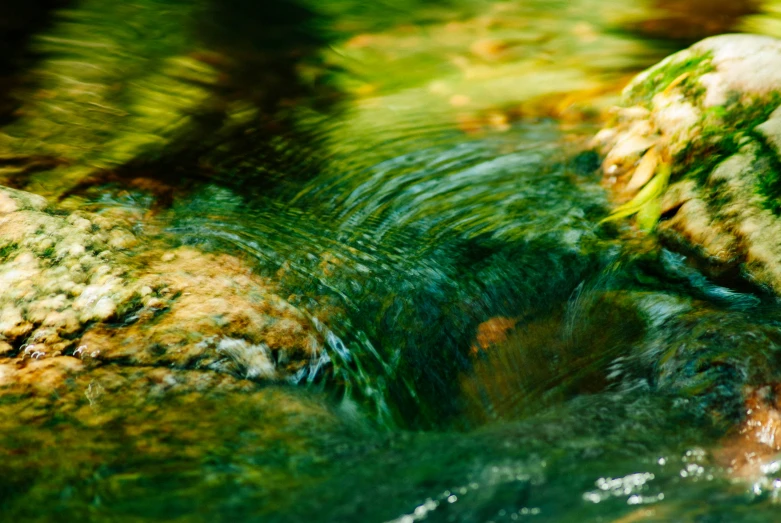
(5, 0), (781, 521)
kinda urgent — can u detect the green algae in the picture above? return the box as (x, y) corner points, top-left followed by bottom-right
(2, 2), (781, 522)
(0, 242), (17, 260)
(752, 129), (781, 215)
(624, 52), (714, 107)
(674, 92), (781, 218)
(672, 93), (781, 191)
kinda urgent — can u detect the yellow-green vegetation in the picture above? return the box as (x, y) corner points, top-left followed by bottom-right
(740, 0), (781, 36)
(0, 1), (220, 193)
(0, 362), (347, 520)
(313, 0), (674, 161)
(623, 52), (713, 107)
(0, 0), (743, 202)
(0, 0), (323, 198)
(602, 161), (671, 231)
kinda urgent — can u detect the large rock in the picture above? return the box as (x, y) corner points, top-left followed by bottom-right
(0, 186), (324, 381)
(0, 185), (336, 518)
(594, 34), (781, 293)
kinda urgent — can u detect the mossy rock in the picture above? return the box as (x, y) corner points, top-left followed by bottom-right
(594, 34), (781, 294)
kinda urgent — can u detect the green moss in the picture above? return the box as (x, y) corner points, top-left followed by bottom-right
(726, 92), (781, 131)
(625, 52), (714, 108)
(753, 136), (781, 215)
(0, 243), (18, 260)
(674, 93), (781, 191)
(676, 132), (742, 187)
(659, 90), (781, 218)
(729, 92), (781, 213)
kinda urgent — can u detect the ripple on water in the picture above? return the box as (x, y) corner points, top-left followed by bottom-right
(165, 120), (609, 428)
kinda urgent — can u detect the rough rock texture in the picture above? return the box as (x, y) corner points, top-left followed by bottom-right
(0, 185), (324, 382)
(594, 34), (781, 293)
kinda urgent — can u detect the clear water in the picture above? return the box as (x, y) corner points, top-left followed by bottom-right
(4, 0), (781, 521)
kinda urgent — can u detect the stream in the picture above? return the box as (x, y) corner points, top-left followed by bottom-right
(4, 0), (781, 521)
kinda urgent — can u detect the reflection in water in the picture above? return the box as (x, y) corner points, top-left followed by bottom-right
(3, 0), (781, 521)
(627, 0), (760, 41)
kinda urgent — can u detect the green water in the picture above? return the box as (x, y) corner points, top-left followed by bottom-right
(5, 0), (781, 521)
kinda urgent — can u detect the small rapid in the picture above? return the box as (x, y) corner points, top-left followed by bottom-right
(5, 1), (781, 521)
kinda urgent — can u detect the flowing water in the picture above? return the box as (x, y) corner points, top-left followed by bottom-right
(6, 0), (781, 521)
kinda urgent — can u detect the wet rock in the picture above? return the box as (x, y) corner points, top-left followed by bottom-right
(594, 34), (781, 294)
(0, 186), (47, 214)
(0, 358), (348, 520)
(461, 295), (646, 424)
(0, 185), (324, 382)
(469, 316), (517, 355)
(79, 247), (323, 380)
(717, 384), (781, 480)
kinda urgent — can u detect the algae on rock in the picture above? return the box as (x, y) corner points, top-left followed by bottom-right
(594, 34), (781, 294)
(0, 185), (325, 382)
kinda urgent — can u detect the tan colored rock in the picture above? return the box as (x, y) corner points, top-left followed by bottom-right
(658, 197), (739, 265)
(0, 185), (325, 382)
(0, 186), (47, 212)
(650, 92), (700, 155)
(0, 192), (19, 214)
(693, 34), (781, 98)
(78, 246), (323, 378)
(717, 384), (781, 481)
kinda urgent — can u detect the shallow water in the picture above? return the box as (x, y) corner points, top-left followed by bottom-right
(5, 0), (781, 521)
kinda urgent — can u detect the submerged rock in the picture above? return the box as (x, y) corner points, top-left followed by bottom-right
(0, 358), (353, 521)
(0, 185), (323, 382)
(595, 34), (781, 294)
